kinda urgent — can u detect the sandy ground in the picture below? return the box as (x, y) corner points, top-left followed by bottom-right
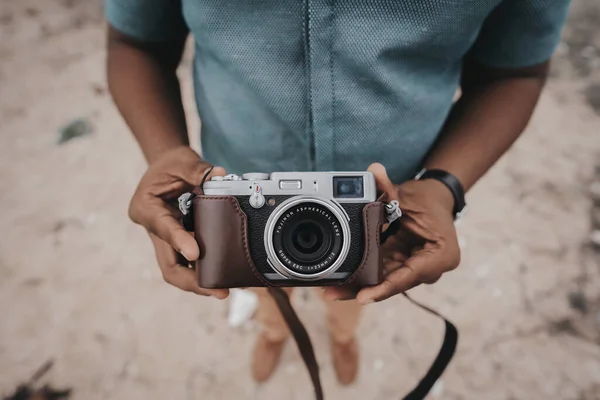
(1, 1), (600, 399)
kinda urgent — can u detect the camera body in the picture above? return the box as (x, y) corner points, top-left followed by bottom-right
(190, 172), (390, 288)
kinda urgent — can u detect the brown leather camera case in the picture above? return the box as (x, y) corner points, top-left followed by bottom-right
(193, 195), (386, 289)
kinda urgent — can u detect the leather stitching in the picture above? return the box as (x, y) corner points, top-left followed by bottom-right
(344, 202), (382, 285)
(195, 196), (271, 287)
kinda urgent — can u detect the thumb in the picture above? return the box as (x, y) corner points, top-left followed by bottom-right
(367, 163), (397, 200)
(205, 165), (227, 179)
(184, 163), (227, 186)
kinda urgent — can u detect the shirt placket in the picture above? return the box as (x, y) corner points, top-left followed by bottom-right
(304, 0), (335, 171)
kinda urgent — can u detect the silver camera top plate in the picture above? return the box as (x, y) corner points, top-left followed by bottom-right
(203, 171), (377, 203)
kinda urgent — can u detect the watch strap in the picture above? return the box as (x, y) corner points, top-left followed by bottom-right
(415, 168), (467, 220)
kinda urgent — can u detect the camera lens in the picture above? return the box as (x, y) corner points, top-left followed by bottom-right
(271, 201), (345, 275)
(293, 222), (321, 253)
(283, 217), (331, 265)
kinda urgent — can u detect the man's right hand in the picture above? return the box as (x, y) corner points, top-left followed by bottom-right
(128, 146), (229, 299)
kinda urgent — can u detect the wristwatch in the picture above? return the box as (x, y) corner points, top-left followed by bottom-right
(414, 168), (467, 220)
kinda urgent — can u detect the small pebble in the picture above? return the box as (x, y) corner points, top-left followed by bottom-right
(476, 263), (490, 278)
(373, 359), (384, 371)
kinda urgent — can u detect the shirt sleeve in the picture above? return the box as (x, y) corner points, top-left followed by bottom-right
(104, 0), (188, 42)
(470, 0), (571, 68)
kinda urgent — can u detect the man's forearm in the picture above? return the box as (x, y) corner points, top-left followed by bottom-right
(423, 61), (549, 191)
(107, 27), (189, 164)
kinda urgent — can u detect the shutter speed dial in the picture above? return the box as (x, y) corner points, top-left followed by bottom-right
(222, 174), (242, 181)
(242, 173), (270, 181)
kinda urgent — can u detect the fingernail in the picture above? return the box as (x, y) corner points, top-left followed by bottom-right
(181, 251), (192, 262)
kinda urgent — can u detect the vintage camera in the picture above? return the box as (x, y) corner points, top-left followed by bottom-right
(181, 172), (401, 289)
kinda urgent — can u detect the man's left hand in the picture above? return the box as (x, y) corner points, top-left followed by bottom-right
(323, 163), (461, 304)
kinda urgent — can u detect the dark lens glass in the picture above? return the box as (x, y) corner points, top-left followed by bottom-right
(333, 176), (364, 198)
(282, 216), (331, 265)
(292, 222), (322, 254)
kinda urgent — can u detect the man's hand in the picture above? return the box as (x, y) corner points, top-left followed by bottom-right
(128, 146), (229, 298)
(324, 163), (460, 304)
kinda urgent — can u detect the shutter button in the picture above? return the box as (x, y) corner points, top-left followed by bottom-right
(249, 184), (265, 208)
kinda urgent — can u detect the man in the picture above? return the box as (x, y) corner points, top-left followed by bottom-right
(106, 0), (570, 386)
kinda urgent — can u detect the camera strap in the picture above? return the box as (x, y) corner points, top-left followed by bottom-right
(191, 168), (457, 398)
(267, 289), (458, 400)
(268, 287), (324, 400)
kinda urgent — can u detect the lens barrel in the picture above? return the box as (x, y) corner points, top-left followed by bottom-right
(265, 197), (351, 281)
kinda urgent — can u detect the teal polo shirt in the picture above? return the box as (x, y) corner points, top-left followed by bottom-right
(106, 0), (570, 182)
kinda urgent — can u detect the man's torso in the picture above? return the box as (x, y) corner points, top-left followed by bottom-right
(106, 0), (569, 182)
(188, 0), (506, 181)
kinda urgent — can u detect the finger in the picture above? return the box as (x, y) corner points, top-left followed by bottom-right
(322, 286), (357, 301)
(205, 166), (227, 179)
(156, 147), (227, 186)
(152, 235), (229, 299)
(367, 163), (397, 200)
(400, 214), (442, 244)
(356, 264), (419, 304)
(391, 251), (408, 262)
(381, 233), (412, 259)
(383, 251), (408, 265)
(356, 250), (444, 304)
(179, 163), (227, 187)
(165, 267), (230, 299)
(146, 208), (200, 261)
